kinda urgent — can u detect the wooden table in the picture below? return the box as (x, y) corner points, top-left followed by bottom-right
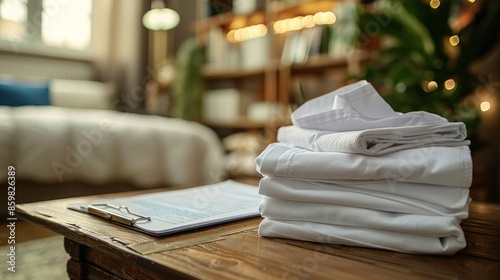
(17, 189), (500, 280)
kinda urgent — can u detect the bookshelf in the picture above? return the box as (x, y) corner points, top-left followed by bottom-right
(202, 65), (269, 80)
(195, 0), (371, 133)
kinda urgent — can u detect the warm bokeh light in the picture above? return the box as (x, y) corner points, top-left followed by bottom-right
(444, 79), (456, 90)
(480, 101), (491, 112)
(302, 15), (315, 28)
(273, 11), (335, 35)
(274, 20), (286, 34)
(468, 0), (476, 3)
(322, 11), (336, 25)
(428, 81), (438, 91)
(227, 24), (267, 42)
(288, 17), (302, 31)
(422, 80), (439, 92)
(273, 19), (287, 34)
(449, 35), (460, 46)
(226, 30), (237, 43)
(313, 12), (335, 25)
(430, 0), (440, 9)
(313, 12), (324, 25)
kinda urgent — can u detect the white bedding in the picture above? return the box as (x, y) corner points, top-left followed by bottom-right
(0, 106), (225, 188)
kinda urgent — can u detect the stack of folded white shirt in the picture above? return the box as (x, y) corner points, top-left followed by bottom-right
(256, 80), (473, 255)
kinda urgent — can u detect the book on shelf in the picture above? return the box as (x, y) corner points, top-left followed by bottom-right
(207, 26), (240, 69)
(280, 0), (359, 65)
(329, 0), (358, 59)
(281, 26), (326, 65)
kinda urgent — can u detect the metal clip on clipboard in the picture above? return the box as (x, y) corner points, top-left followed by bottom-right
(87, 204), (151, 226)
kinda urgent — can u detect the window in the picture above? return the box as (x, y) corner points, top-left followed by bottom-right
(0, 0), (92, 54)
(0, 0), (27, 41)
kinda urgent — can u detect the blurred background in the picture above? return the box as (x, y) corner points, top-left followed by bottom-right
(0, 0), (499, 202)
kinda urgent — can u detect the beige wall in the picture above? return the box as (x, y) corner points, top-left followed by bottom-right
(98, 0), (149, 111)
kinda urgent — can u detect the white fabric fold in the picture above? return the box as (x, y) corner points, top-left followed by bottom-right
(292, 80), (447, 131)
(259, 197), (464, 236)
(277, 123), (470, 155)
(258, 177), (469, 218)
(259, 177), (470, 212)
(258, 218), (466, 255)
(257, 80), (472, 255)
(256, 143), (472, 188)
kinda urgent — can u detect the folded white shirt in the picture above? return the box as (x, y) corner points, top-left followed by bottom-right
(259, 197), (464, 236)
(256, 143), (472, 188)
(259, 218), (466, 255)
(292, 80), (447, 131)
(259, 177), (470, 212)
(278, 123), (470, 155)
(259, 177), (469, 218)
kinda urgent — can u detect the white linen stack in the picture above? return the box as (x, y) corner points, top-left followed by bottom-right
(256, 80), (473, 255)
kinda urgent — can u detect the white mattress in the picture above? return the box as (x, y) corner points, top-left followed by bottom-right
(0, 106), (225, 188)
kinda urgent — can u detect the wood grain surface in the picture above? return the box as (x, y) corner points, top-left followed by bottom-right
(17, 189), (500, 280)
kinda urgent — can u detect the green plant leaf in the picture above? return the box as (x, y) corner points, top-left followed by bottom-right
(379, 0), (435, 58)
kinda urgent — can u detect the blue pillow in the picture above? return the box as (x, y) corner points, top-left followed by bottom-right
(0, 79), (51, 106)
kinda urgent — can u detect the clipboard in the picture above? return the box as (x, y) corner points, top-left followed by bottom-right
(68, 180), (262, 236)
(87, 204), (151, 226)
